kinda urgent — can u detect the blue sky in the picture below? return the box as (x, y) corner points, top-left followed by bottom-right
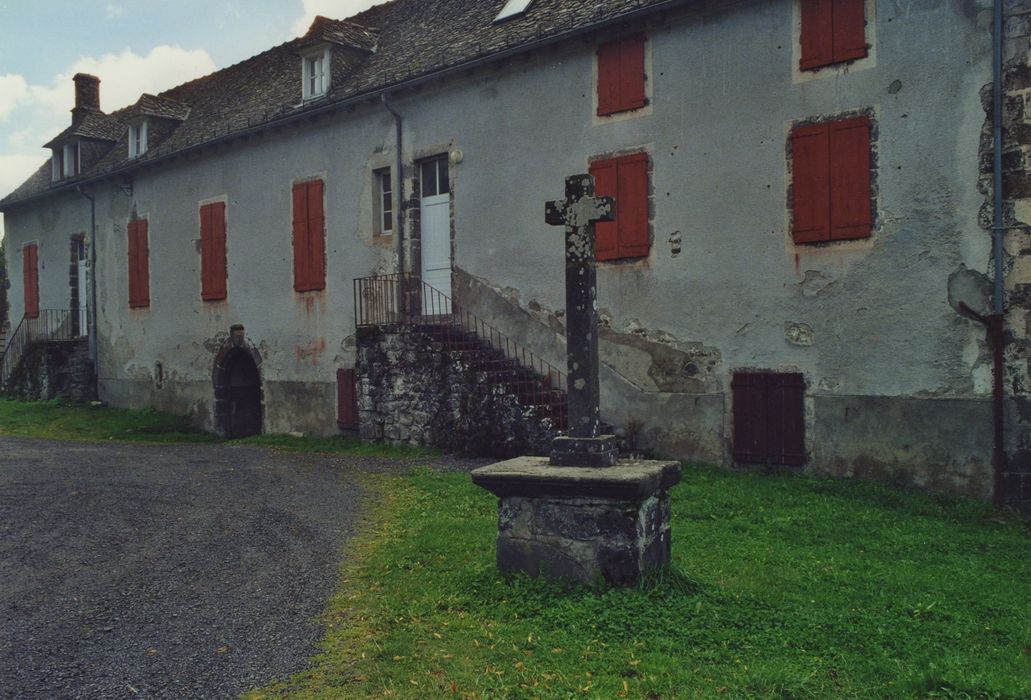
(0, 0), (381, 239)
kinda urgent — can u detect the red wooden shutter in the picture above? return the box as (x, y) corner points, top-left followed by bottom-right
(617, 153), (649, 258)
(337, 368), (359, 429)
(832, 0), (868, 64)
(800, 0), (834, 70)
(292, 183), (310, 291)
(596, 40), (621, 116)
(791, 124), (831, 243)
(766, 373), (807, 466)
(127, 220), (139, 307)
(22, 244), (39, 319)
(732, 372), (768, 463)
(589, 159), (619, 261)
(129, 219), (150, 308)
(829, 117), (872, 241)
(620, 35), (646, 112)
(307, 180), (326, 291)
(201, 202), (228, 301)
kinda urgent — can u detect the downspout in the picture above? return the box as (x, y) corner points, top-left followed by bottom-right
(381, 93), (406, 317)
(75, 185), (99, 396)
(990, 0), (1006, 507)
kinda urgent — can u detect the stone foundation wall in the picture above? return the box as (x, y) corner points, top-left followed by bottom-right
(5, 339), (95, 402)
(355, 325), (561, 456)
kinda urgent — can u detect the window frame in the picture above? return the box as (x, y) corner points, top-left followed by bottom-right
(301, 48), (330, 101)
(292, 178), (327, 292)
(596, 34), (647, 117)
(588, 151), (651, 262)
(127, 218), (151, 309)
(200, 201), (228, 302)
(799, 0), (869, 72)
(129, 121), (148, 159)
(789, 114), (874, 245)
(374, 168), (393, 236)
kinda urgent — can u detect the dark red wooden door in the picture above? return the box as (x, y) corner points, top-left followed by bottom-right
(732, 371), (806, 466)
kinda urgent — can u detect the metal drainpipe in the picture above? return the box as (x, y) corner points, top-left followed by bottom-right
(75, 186), (99, 395)
(991, 0), (1006, 506)
(381, 93), (406, 316)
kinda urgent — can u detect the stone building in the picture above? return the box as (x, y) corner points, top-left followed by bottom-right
(2, 0), (1029, 510)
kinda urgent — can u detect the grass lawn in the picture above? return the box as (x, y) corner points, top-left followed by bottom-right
(0, 398), (429, 458)
(250, 468), (1031, 699)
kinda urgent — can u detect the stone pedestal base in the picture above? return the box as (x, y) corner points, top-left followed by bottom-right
(471, 456), (681, 587)
(549, 434), (619, 467)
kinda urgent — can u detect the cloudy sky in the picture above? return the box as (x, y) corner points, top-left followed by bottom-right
(0, 0), (382, 239)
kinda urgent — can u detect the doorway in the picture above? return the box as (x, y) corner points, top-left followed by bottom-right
(419, 155), (452, 315)
(214, 349), (263, 438)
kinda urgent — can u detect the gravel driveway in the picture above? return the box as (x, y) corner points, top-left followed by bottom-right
(0, 436), (477, 699)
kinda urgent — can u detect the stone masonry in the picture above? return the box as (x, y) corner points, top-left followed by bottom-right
(4, 339), (95, 402)
(355, 324), (561, 456)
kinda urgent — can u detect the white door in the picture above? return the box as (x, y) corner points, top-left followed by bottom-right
(76, 240), (89, 337)
(419, 156), (452, 315)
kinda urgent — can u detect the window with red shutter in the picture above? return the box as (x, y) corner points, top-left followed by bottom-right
(732, 371), (806, 466)
(292, 179), (326, 292)
(200, 202), (228, 301)
(589, 152), (650, 261)
(128, 219), (150, 309)
(800, 0), (868, 71)
(790, 116), (872, 244)
(22, 244), (39, 319)
(596, 35), (646, 116)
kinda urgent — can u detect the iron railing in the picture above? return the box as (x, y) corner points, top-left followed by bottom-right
(0, 310), (78, 389)
(354, 274), (566, 422)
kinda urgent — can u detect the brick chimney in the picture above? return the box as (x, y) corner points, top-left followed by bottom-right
(72, 73), (101, 120)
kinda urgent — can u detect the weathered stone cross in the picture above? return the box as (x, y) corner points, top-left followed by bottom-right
(545, 174), (619, 467)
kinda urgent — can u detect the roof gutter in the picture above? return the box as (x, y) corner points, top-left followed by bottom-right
(0, 0), (692, 212)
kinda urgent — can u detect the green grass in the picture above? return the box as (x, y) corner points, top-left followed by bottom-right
(250, 467), (1031, 699)
(0, 398), (432, 458)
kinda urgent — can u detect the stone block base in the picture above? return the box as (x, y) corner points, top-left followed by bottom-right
(549, 434), (619, 467)
(472, 456), (681, 586)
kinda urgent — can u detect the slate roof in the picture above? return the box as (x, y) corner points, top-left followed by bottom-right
(1, 0), (680, 208)
(42, 111), (125, 148)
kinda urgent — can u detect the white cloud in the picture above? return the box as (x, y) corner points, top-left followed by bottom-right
(30, 45), (217, 114)
(106, 3), (123, 19)
(0, 74), (30, 122)
(290, 0), (381, 37)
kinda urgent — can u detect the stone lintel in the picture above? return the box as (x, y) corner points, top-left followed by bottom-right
(549, 435), (619, 467)
(471, 456), (681, 500)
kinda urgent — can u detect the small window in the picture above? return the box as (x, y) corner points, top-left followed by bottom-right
(790, 116), (873, 244)
(732, 371), (806, 466)
(22, 244), (39, 319)
(129, 122), (148, 158)
(494, 0), (535, 22)
(303, 52), (327, 99)
(292, 179), (326, 292)
(589, 152), (650, 261)
(420, 157), (450, 198)
(374, 168), (393, 235)
(800, 0), (868, 71)
(61, 141), (78, 178)
(127, 219), (150, 309)
(597, 35), (646, 117)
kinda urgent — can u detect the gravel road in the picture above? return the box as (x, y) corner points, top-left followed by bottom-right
(0, 436), (480, 699)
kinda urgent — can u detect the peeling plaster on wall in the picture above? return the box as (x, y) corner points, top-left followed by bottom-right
(798, 270), (836, 297)
(668, 231), (682, 257)
(785, 322), (814, 347)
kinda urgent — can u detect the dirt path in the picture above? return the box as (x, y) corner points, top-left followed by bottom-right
(0, 436), (481, 699)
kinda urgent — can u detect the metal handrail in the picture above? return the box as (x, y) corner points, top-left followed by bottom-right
(0, 310), (78, 389)
(354, 274), (567, 421)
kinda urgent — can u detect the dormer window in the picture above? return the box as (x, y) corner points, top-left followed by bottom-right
(301, 48), (329, 100)
(129, 121), (148, 158)
(52, 141), (80, 181)
(494, 0), (535, 22)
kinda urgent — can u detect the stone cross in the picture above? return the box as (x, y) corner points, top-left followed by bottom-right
(545, 174), (619, 467)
